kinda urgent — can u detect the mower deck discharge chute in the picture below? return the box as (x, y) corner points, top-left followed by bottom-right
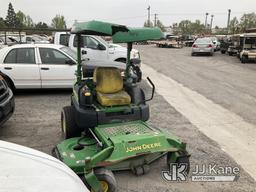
(53, 20), (190, 192)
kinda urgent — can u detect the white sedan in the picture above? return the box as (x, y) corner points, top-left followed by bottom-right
(0, 44), (125, 89)
(0, 44), (77, 89)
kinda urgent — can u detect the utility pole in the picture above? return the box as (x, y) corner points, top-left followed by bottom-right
(205, 12), (209, 29)
(147, 5), (151, 27)
(210, 15), (214, 29)
(227, 9), (231, 34)
(154, 13), (158, 27)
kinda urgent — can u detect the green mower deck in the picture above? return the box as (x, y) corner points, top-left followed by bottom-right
(55, 120), (186, 175)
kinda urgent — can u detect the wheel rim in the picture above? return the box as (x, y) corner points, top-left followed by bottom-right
(91, 181), (109, 192)
(101, 181), (109, 192)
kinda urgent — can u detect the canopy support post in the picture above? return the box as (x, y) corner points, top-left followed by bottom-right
(125, 42), (132, 79)
(76, 34), (82, 83)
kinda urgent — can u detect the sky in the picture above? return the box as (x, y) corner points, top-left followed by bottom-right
(0, 0), (255, 28)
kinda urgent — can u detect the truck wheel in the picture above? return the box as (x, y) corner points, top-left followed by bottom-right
(61, 106), (80, 139)
(92, 168), (117, 192)
(2, 75), (15, 91)
(241, 56), (247, 64)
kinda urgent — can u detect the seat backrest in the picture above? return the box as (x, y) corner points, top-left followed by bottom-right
(93, 67), (123, 94)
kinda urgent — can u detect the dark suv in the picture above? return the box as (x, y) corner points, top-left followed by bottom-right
(0, 75), (14, 126)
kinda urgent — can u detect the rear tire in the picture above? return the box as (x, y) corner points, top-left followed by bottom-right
(127, 86), (145, 105)
(61, 106), (80, 139)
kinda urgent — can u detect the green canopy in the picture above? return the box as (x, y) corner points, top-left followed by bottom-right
(112, 27), (164, 43)
(71, 20), (129, 36)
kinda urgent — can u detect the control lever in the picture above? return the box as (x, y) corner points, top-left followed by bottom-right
(145, 77), (155, 102)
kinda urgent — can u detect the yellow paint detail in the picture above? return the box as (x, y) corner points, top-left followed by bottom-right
(84, 92), (91, 96)
(91, 181), (109, 192)
(126, 142), (161, 153)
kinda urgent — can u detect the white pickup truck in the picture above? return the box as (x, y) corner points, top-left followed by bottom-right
(54, 32), (140, 63)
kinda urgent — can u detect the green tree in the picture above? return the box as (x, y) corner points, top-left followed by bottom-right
(25, 15), (34, 28)
(191, 20), (205, 34)
(178, 20), (192, 34)
(229, 17), (239, 34)
(171, 20), (206, 35)
(171, 23), (180, 35)
(239, 13), (256, 32)
(51, 15), (66, 29)
(35, 22), (48, 29)
(156, 19), (166, 32)
(0, 17), (6, 28)
(16, 11), (26, 27)
(143, 20), (153, 27)
(214, 26), (227, 35)
(15, 11), (34, 28)
(5, 3), (19, 27)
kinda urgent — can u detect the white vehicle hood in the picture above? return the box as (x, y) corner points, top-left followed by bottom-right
(0, 140), (89, 192)
(83, 60), (126, 70)
(109, 44), (139, 53)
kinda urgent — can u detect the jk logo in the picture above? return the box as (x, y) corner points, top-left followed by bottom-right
(162, 163), (188, 181)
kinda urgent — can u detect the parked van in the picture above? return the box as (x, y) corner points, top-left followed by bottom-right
(240, 33), (256, 63)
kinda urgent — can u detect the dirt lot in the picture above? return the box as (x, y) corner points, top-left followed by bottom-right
(1, 46), (256, 192)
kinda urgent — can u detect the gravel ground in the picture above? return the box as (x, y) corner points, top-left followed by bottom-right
(1, 45), (256, 191)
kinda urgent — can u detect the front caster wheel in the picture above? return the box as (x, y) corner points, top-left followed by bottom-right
(167, 151), (190, 175)
(91, 168), (117, 192)
(132, 164), (150, 176)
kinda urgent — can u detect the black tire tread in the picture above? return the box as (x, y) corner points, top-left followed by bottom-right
(61, 106), (80, 139)
(94, 168), (117, 192)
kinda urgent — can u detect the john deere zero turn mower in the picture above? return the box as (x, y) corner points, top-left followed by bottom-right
(53, 20), (190, 192)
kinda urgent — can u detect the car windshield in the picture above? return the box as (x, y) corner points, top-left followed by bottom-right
(28, 35), (44, 42)
(195, 38), (212, 44)
(33, 35), (46, 41)
(60, 46), (77, 60)
(245, 37), (256, 45)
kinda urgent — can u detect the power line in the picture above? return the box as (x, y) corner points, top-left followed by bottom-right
(68, 11), (254, 23)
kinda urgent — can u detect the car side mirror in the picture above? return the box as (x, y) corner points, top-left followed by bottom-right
(65, 59), (75, 65)
(98, 44), (106, 50)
